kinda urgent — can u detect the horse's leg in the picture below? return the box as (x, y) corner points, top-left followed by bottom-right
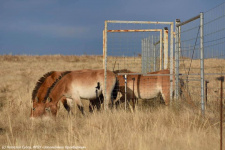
(96, 97), (102, 111)
(161, 86), (170, 105)
(77, 104), (85, 115)
(70, 93), (85, 115)
(61, 98), (72, 114)
(90, 95), (102, 112)
(115, 91), (133, 109)
(89, 101), (94, 113)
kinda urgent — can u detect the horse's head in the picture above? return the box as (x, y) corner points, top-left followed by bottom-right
(44, 97), (59, 116)
(30, 97), (57, 118)
(30, 100), (46, 118)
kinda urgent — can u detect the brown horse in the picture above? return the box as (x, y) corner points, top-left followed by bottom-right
(115, 69), (176, 106)
(30, 71), (69, 117)
(30, 70), (105, 118)
(40, 69), (118, 117)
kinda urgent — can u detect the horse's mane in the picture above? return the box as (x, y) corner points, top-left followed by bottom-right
(43, 71), (71, 103)
(32, 71), (54, 101)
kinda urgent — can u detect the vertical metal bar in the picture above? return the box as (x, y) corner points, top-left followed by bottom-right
(144, 38), (146, 73)
(178, 24), (181, 60)
(200, 12), (205, 115)
(148, 37), (151, 72)
(163, 27), (168, 69)
(104, 21), (108, 110)
(146, 38), (149, 73)
(170, 22), (174, 101)
(153, 36), (156, 72)
(124, 74), (127, 110)
(142, 39), (144, 73)
(103, 30), (105, 69)
(217, 76), (224, 150)
(160, 31), (163, 70)
(205, 80), (209, 106)
(143, 39), (145, 73)
(132, 78), (135, 110)
(220, 78), (223, 150)
(175, 19), (180, 100)
(146, 38), (148, 73)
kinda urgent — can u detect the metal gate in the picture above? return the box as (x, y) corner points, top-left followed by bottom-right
(175, 13), (205, 114)
(103, 20), (174, 110)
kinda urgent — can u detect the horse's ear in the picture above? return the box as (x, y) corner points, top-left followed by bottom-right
(47, 97), (51, 102)
(45, 107), (51, 112)
(35, 97), (39, 103)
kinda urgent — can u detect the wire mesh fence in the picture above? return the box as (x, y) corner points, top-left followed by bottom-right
(103, 2), (225, 113)
(175, 14), (203, 113)
(141, 36), (161, 73)
(203, 3), (225, 116)
(176, 2), (225, 118)
(103, 21), (174, 109)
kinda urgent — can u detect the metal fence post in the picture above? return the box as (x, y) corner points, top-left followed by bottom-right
(170, 22), (174, 102)
(124, 74), (127, 110)
(104, 21), (108, 110)
(163, 27), (168, 69)
(103, 30), (105, 69)
(141, 39), (144, 73)
(160, 31), (163, 70)
(147, 37), (150, 72)
(153, 37), (156, 72)
(216, 76), (224, 150)
(200, 12), (205, 115)
(175, 19), (180, 100)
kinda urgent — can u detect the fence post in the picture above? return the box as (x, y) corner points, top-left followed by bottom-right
(141, 39), (144, 73)
(205, 80), (209, 106)
(160, 31), (163, 70)
(163, 27), (168, 69)
(103, 30), (105, 69)
(175, 19), (180, 100)
(153, 40), (156, 72)
(104, 21), (108, 110)
(216, 76), (224, 150)
(152, 36), (156, 72)
(200, 12), (205, 115)
(170, 22), (174, 102)
(124, 74), (127, 110)
(147, 37), (150, 72)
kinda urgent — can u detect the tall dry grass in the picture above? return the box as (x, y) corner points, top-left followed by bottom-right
(0, 55), (224, 150)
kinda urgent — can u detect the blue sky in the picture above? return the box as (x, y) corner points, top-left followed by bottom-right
(0, 0), (224, 55)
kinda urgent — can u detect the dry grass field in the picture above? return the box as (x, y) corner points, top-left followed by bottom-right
(0, 55), (224, 150)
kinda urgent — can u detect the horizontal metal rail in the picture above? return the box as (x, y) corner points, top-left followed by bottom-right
(180, 73), (225, 76)
(176, 14), (200, 27)
(117, 73), (178, 76)
(117, 72), (225, 76)
(107, 29), (162, 33)
(106, 20), (173, 25)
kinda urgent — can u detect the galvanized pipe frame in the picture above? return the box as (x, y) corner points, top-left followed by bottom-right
(103, 20), (174, 110)
(175, 13), (205, 115)
(107, 29), (162, 32)
(163, 27), (169, 70)
(103, 21), (108, 110)
(175, 19), (180, 100)
(153, 38), (157, 71)
(200, 12), (205, 115)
